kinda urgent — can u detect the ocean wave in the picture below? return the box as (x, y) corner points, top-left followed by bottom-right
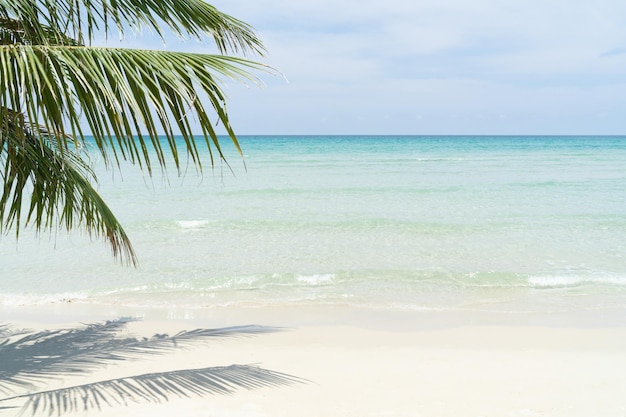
(3, 269), (626, 312)
(176, 220), (210, 229)
(295, 273), (335, 285)
(0, 292), (90, 306)
(527, 274), (626, 288)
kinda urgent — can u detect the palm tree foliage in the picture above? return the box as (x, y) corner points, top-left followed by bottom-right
(0, 319), (305, 415)
(0, 0), (270, 264)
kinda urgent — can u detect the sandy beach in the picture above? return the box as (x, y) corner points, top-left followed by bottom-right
(2, 306), (626, 417)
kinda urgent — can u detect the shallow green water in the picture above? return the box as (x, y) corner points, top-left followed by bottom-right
(2, 136), (625, 318)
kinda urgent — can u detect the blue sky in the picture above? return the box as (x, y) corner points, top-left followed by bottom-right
(139, 1), (626, 135)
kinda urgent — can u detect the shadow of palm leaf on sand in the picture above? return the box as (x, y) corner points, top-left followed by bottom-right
(0, 319), (306, 416)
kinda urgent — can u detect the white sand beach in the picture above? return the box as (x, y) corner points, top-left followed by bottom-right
(2, 306), (626, 417)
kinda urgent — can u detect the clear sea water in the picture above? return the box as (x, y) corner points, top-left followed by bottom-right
(1, 135), (625, 321)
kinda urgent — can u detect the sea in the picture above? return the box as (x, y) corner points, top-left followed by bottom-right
(1, 135), (625, 325)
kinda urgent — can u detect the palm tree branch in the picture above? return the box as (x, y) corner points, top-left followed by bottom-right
(0, 125), (136, 263)
(0, 17), (82, 46)
(0, 44), (271, 173)
(0, 44), (268, 258)
(0, 0), (265, 55)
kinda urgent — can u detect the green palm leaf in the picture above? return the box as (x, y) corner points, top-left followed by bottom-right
(0, 0), (265, 53)
(0, 44), (268, 171)
(0, 122), (136, 262)
(0, 0), (273, 262)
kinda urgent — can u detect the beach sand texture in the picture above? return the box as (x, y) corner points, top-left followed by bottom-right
(2, 311), (626, 417)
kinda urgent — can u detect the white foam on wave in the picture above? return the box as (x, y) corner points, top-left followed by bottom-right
(176, 220), (209, 229)
(99, 285), (150, 296)
(296, 273), (335, 285)
(528, 274), (626, 288)
(0, 292), (90, 306)
(222, 275), (262, 289)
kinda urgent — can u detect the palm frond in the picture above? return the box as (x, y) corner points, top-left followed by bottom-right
(0, 44), (273, 258)
(0, 17), (83, 46)
(8, 364), (305, 416)
(0, 319), (285, 393)
(0, 0), (265, 54)
(0, 123), (136, 264)
(0, 44), (270, 172)
(0, 0), (274, 261)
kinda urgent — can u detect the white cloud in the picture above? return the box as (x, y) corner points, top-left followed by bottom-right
(114, 0), (626, 134)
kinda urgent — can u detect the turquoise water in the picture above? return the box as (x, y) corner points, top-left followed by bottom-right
(1, 136), (625, 318)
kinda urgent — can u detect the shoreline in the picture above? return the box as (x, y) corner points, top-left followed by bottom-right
(3, 299), (626, 331)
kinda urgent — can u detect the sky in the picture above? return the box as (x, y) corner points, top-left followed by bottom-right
(129, 1), (626, 135)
